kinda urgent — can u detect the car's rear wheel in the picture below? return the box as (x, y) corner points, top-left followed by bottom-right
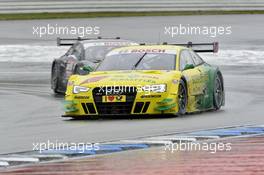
(213, 73), (224, 110)
(178, 80), (187, 115)
(51, 63), (60, 94)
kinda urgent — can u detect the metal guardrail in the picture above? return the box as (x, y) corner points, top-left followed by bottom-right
(0, 0), (264, 14)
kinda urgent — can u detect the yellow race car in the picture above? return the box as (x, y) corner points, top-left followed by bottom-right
(63, 42), (224, 118)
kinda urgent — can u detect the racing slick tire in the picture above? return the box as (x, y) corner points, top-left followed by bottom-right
(178, 79), (188, 115)
(51, 62), (60, 94)
(213, 73), (224, 110)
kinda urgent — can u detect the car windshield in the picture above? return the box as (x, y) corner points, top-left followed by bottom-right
(84, 46), (116, 62)
(96, 52), (176, 71)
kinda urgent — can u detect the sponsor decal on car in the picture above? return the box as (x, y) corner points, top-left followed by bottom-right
(131, 49), (166, 53)
(74, 96), (90, 99)
(109, 78), (156, 84)
(108, 48), (177, 56)
(83, 42), (137, 47)
(141, 95), (162, 98)
(102, 95), (126, 102)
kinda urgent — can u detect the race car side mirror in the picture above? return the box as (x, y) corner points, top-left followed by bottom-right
(82, 66), (94, 73)
(93, 59), (101, 63)
(183, 64), (195, 71)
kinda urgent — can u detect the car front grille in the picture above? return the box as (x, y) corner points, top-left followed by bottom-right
(92, 86), (137, 115)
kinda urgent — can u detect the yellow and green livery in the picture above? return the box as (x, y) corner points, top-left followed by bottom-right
(63, 43), (224, 118)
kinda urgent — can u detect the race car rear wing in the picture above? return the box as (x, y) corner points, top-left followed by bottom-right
(56, 36), (121, 46)
(139, 42), (219, 53)
(163, 42), (219, 53)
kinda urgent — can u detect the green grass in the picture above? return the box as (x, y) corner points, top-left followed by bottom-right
(0, 10), (264, 20)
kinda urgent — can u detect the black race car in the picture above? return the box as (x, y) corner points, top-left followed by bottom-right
(51, 37), (138, 93)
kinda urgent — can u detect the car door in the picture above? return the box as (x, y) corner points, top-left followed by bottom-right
(189, 50), (211, 109)
(179, 49), (203, 97)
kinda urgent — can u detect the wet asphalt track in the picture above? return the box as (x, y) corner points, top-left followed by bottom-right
(0, 15), (264, 154)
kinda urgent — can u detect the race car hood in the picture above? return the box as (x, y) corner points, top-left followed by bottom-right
(69, 70), (182, 87)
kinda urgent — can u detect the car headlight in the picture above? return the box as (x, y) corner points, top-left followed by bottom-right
(73, 86), (90, 94)
(142, 84), (166, 93)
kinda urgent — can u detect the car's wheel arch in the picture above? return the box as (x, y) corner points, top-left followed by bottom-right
(180, 76), (188, 96)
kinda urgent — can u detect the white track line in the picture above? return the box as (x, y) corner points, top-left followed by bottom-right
(0, 72), (49, 74)
(121, 135), (222, 145)
(175, 135), (221, 139)
(255, 125), (264, 128)
(0, 87), (51, 94)
(0, 157), (39, 162)
(0, 82), (49, 87)
(31, 154), (67, 159)
(146, 137), (197, 142)
(0, 161), (9, 166)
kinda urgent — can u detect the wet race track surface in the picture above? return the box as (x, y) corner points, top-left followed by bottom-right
(0, 15), (264, 155)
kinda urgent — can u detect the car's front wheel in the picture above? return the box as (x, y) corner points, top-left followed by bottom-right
(178, 80), (187, 115)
